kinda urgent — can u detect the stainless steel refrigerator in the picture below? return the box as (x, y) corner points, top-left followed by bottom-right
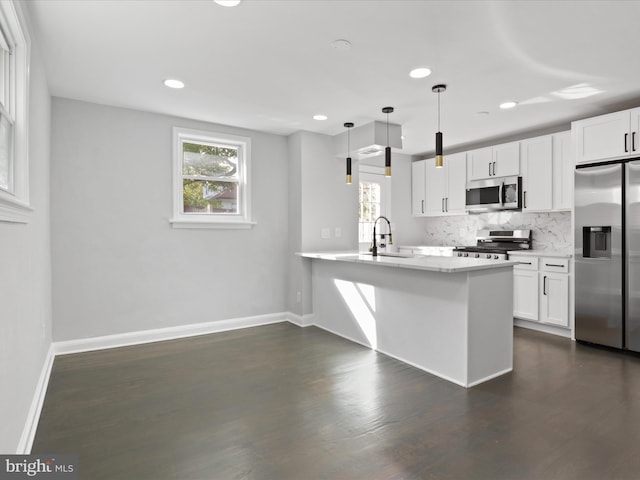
(575, 160), (640, 352)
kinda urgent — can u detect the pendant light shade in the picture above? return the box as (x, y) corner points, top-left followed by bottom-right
(344, 122), (354, 184)
(432, 84), (446, 168)
(382, 106), (394, 177)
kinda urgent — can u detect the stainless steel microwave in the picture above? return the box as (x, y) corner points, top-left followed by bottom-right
(465, 176), (522, 212)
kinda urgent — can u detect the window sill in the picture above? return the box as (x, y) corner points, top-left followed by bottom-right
(0, 195), (33, 223)
(169, 217), (257, 230)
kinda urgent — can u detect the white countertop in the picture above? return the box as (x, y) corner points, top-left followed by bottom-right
(299, 251), (520, 273)
(507, 250), (573, 258)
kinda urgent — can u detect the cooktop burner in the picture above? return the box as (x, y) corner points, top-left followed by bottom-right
(453, 246), (510, 255)
(454, 228), (532, 260)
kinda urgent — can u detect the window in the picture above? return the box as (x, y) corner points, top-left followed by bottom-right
(359, 166), (390, 246)
(171, 127), (254, 229)
(0, 1), (30, 223)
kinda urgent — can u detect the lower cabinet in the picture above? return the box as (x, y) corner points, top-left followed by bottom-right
(540, 271), (569, 326)
(514, 267), (538, 320)
(512, 255), (570, 328)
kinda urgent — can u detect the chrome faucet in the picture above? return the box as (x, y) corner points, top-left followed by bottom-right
(371, 216), (393, 257)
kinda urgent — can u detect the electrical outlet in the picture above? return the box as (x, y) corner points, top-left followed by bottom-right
(334, 227), (341, 238)
(459, 228), (465, 237)
(296, 291), (301, 303)
(321, 227), (331, 239)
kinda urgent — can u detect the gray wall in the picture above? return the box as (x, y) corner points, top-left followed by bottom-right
(300, 131), (358, 252)
(287, 130), (359, 317)
(50, 99), (289, 341)
(0, 8), (52, 452)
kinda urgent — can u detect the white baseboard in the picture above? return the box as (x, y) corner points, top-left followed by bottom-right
(54, 312), (289, 356)
(17, 344), (55, 454)
(514, 319), (572, 338)
(19, 313), (292, 454)
(286, 312), (315, 327)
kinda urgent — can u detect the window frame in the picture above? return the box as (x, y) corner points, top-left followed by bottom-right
(358, 165), (391, 247)
(170, 126), (254, 229)
(0, 0), (31, 223)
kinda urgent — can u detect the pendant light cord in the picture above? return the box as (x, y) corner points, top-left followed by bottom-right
(437, 90), (441, 131)
(386, 111), (389, 145)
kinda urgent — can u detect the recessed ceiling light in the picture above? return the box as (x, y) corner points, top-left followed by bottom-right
(409, 67), (431, 79)
(313, 114), (328, 121)
(164, 79), (184, 89)
(500, 101), (518, 109)
(214, 0), (242, 6)
(330, 39), (352, 51)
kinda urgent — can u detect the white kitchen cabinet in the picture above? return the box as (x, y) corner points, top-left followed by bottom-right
(424, 157), (446, 216)
(446, 152), (467, 214)
(520, 132), (572, 212)
(521, 135), (553, 211)
(467, 142), (519, 180)
(513, 266), (539, 321)
(511, 255), (570, 329)
(552, 131), (573, 211)
(573, 108), (640, 164)
(411, 160), (426, 216)
(539, 259), (569, 327)
(424, 152), (466, 216)
(467, 147), (493, 180)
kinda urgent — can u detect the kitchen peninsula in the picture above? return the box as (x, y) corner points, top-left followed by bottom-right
(301, 252), (519, 387)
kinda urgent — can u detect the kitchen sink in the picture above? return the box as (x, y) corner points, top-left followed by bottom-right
(361, 252), (412, 259)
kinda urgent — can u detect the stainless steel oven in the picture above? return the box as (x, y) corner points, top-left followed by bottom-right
(465, 176), (522, 212)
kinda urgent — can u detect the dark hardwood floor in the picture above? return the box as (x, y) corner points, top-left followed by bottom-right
(33, 323), (640, 480)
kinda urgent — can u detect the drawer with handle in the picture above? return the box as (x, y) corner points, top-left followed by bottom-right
(540, 257), (569, 273)
(510, 255), (539, 270)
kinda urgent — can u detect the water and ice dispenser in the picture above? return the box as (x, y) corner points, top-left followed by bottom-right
(583, 226), (611, 259)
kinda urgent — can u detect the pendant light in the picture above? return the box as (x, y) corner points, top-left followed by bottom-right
(344, 122), (354, 184)
(382, 106), (394, 177)
(432, 84), (446, 168)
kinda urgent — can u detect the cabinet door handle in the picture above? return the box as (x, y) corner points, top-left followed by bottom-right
(493, 161), (496, 176)
(489, 162), (492, 176)
(445, 197), (448, 212)
(442, 198), (445, 212)
(633, 132), (637, 152)
(543, 275), (547, 295)
(625, 133), (629, 153)
(545, 263), (564, 268)
(524, 191), (527, 209)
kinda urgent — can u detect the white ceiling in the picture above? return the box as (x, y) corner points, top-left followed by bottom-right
(26, 0), (640, 157)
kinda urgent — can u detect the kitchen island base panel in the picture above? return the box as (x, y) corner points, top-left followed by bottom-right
(310, 259), (513, 388)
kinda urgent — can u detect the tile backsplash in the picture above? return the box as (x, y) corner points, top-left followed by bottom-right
(421, 211), (572, 251)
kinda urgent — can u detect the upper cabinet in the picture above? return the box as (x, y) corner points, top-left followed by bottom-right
(467, 141), (519, 180)
(411, 160), (426, 216)
(520, 132), (572, 212)
(411, 132), (572, 217)
(425, 152), (466, 216)
(573, 108), (640, 164)
(521, 135), (553, 211)
(412, 154), (466, 217)
(552, 131), (573, 211)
